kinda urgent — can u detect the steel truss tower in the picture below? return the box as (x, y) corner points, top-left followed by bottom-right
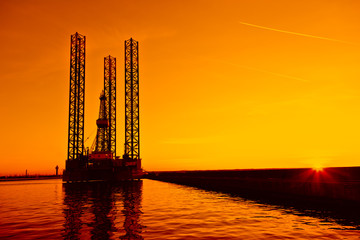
(124, 38), (140, 160)
(104, 56), (116, 155)
(67, 32), (86, 161)
(91, 56), (116, 156)
(92, 91), (108, 152)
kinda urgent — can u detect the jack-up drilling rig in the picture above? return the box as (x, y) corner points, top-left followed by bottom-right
(63, 34), (143, 182)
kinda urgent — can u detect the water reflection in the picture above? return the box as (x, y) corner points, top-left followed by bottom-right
(120, 182), (143, 240)
(63, 183), (88, 239)
(62, 181), (143, 239)
(89, 183), (116, 239)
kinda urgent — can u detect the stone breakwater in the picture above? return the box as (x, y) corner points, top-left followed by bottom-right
(146, 167), (360, 211)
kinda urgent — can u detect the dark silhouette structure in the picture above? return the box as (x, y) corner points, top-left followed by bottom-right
(124, 38), (140, 161)
(67, 32), (85, 162)
(147, 168), (360, 215)
(105, 56), (117, 155)
(92, 91), (108, 153)
(63, 34), (143, 182)
(91, 56), (116, 156)
(87, 56), (116, 173)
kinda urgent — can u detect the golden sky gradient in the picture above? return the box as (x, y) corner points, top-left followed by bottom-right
(1, 0), (360, 175)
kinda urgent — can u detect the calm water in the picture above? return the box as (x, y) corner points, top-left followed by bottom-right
(0, 179), (359, 239)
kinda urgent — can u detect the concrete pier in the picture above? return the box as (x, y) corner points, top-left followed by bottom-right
(147, 167), (360, 210)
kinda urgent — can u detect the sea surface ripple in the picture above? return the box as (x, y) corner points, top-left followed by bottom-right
(0, 179), (359, 239)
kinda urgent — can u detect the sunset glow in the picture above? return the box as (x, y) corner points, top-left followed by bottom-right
(313, 166), (323, 172)
(1, 0), (360, 175)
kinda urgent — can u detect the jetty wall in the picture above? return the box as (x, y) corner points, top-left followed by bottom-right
(146, 167), (360, 206)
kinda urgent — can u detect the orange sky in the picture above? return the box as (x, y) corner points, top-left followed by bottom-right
(1, 0), (360, 175)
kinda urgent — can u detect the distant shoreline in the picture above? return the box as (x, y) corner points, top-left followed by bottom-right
(0, 175), (62, 182)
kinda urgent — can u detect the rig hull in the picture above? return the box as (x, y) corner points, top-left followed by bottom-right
(63, 168), (144, 182)
(63, 158), (144, 182)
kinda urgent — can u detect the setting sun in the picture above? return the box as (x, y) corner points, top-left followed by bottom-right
(312, 166), (323, 172)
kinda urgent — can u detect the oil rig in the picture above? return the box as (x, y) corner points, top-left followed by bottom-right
(63, 33), (143, 182)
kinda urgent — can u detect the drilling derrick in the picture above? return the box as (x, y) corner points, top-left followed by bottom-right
(88, 90), (113, 170)
(92, 91), (108, 153)
(124, 38), (141, 172)
(90, 56), (116, 155)
(88, 56), (116, 169)
(66, 32), (86, 170)
(91, 56), (116, 156)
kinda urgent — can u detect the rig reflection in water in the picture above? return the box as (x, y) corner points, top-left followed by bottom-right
(62, 181), (143, 240)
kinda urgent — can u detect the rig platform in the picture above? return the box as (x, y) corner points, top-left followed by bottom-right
(63, 34), (143, 182)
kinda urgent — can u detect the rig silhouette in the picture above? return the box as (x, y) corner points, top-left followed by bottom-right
(63, 32), (143, 182)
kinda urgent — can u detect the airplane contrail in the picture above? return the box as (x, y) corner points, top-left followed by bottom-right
(239, 21), (353, 45)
